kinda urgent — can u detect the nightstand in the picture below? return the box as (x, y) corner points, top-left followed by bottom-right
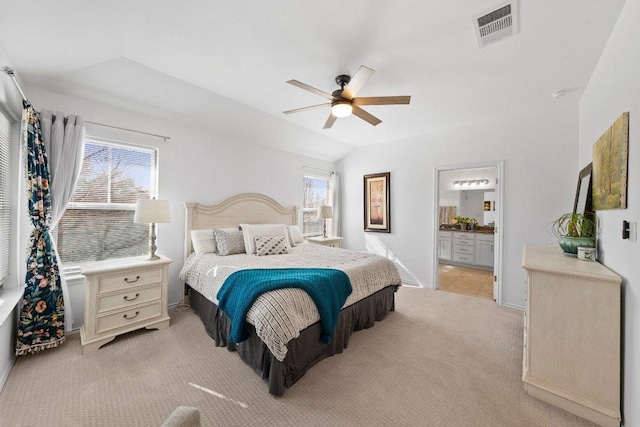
(306, 236), (344, 248)
(80, 255), (172, 354)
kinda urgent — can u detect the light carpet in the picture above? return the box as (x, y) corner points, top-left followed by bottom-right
(0, 287), (598, 426)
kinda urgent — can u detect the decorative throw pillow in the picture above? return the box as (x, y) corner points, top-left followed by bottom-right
(239, 223), (291, 254)
(254, 236), (289, 256)
(191, 229), (216, 255)
(213, 228), (246, 256)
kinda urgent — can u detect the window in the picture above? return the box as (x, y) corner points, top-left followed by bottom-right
(0, 108), (11, 289)
(303, 174), (330, 236)
(55, 138), (157, 265)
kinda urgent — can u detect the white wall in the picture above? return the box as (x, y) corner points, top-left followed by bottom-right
(458, 190), (484, 224)
(338, 106), (578, 306)
(23, 88), (335, 330)
(579, 1), (639, 424)
(439, 190), (459, 208)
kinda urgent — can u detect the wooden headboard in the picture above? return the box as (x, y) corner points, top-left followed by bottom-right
(184, 193), (298, 261)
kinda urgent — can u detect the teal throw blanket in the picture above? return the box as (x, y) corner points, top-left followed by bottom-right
(218, 268), (352, 345)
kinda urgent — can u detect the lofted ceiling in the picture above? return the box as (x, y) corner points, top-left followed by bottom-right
(0, 0), (626, 161)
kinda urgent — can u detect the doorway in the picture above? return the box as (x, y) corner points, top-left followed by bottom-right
(432, 161), (504, 304)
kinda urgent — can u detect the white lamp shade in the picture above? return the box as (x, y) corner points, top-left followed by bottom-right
(134, 199), (171, 224)
(318, 206), (333, 219)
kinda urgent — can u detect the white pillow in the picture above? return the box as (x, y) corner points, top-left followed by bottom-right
(288, 225), (304, 244)
(191, 229), (216, 255)
(240, 223), (291, 255)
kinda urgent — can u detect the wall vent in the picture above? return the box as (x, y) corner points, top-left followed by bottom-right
(473, 1), (519, 48)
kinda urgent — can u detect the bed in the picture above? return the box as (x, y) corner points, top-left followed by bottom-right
(179, 193), (401, 396)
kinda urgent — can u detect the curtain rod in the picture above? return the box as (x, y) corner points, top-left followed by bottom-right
(302, 166), (334, 174)
(85, 121), (170, 141)
(2, 65), (171, 141)
(1, 66), (27, 101)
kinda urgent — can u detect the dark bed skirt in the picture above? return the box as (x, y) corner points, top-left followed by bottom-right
(188, 284), (398, 396)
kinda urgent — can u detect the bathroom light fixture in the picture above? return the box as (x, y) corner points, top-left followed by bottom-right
(331, 100), (353, 118)
(453, 179), (490, 188)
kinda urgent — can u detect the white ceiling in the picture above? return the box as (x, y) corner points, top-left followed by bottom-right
(0, 0), (626, 161)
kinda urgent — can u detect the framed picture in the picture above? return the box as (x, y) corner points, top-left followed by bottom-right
(364, 172), (390, 233)
(592, 112), (629, 210)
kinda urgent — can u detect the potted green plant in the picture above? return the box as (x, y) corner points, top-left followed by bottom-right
(453, 216), (468, 230)
(551, 212), (597, 255)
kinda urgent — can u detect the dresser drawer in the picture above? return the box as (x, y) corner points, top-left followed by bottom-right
(453, 253), (474, 263)
(454, 245), (474, 255)
(96, 302), (162, 334)
(97, 284), (162, 314)
(97, 267), (163, 294)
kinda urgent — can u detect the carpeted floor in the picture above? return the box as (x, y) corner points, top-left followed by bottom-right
(0, 287), (597, 427)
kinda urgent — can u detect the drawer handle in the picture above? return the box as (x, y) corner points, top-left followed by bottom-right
(123, 293), (140, 302)
(123, 311), (140, 320)
(124, 276), (140, 283)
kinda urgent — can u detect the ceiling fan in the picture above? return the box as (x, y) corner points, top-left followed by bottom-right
(284, 65), (411, 129)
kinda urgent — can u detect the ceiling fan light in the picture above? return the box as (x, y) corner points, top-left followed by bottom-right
(331, 101), (352, 118)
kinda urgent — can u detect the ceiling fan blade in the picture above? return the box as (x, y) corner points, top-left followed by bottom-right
(287, 80), (335, 100)
(341, 65), (375, 100)
(353, 96), (411, 106)
(352, 106), (382, 126)
(283, 103), (331, 114)
(323, 114), (338, 129)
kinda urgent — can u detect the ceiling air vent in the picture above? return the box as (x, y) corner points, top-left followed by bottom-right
(473, 1), (519, 48)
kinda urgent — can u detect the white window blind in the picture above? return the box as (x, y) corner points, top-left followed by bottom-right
(303, 174), (330, 236)
(56, 139), (157, 265)
(0, 108), (11, 288)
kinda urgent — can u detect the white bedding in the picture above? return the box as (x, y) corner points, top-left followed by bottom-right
(179, 243), (401, 361)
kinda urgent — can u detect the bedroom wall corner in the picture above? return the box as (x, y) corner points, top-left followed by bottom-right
(579, 1), (640, 424)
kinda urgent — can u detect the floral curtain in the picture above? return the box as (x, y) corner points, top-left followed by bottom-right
(16, 100), (65, 356)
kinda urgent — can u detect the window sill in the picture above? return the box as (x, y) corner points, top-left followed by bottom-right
(0, 287), (23, 327)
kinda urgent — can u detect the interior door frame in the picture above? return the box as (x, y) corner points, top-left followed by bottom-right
(432, 160), (505, 305)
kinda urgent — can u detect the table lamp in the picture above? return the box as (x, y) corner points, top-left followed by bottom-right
(318, 206), (333, 238)
(134, 198), (171, 260)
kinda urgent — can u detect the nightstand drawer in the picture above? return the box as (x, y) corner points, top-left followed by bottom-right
(96, 302), (162, 334)
(97, 267), (163, 294)
(97, 284), (162, 314)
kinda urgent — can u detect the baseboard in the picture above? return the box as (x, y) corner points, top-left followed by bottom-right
(502, 302), (525, 311)
(0, 354), (15, 393)
(400, 278), (429, 288)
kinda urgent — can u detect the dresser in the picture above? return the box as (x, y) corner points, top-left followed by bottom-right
(80, 255), (172, 354)
(306, 236), (343, 248)
(521, 245), (621, 427)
